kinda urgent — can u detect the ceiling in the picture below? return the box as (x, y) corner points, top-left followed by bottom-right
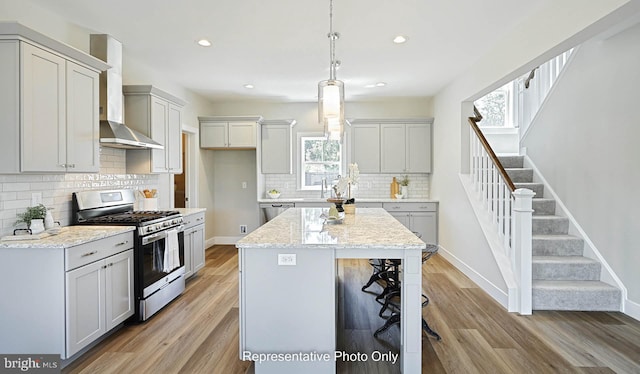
(28, 0), (550, 103)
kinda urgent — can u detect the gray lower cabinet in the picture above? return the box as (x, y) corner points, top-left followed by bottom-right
(183, 211), (206, 278)
(0, 231), (134, 359)
(66, 248), (134, 357)
(383, 202), (438, 245)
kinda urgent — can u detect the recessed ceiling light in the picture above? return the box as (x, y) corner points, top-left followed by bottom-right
(197, 39), (212, 47)
(364, 84), (376, 88)
(393, 35), (408, 44)
(376, 82), (386, 87)
(244, 84), (254, 89)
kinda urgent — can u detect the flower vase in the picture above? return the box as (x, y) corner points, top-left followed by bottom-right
(401, 186), (408, 199)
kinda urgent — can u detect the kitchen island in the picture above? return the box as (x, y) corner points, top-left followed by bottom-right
(236, 208), (425, 373)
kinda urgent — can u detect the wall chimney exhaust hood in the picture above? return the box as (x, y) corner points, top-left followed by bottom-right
(89, 34), (163, 150)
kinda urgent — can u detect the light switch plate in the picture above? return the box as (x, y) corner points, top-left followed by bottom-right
(278, 254), (296, 266)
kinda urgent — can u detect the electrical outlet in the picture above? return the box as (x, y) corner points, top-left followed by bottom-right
(31, 192), (42, 206)
(278, 254), (296, 266)
(284, 182), (289, 189)
(240, 225), (247, 234)
(242, 182), (247, 189)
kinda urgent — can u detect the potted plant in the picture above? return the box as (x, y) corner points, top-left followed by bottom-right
(15, 204), (48, 230)
(399, 175), (409, 198)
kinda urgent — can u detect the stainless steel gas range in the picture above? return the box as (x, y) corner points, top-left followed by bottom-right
(72, 189), (185, 321)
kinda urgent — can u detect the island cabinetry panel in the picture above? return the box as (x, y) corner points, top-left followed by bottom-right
(239, 247), (336, 373)
(0, 231), (134, 360)
(124, 85), (186, 174)
(183, 211), (206, 278)
(383, 202), (438, 244)
(200, 116), (263, 149)
(260, 119), (296, 174)
(349, 119), (433, 174)
(0, 41), (101, 173)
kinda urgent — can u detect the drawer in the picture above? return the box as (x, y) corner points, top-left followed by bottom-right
(355, 202), (383, 208)
(183, 211), (205, 229)
(65, 232), (134, 271)
(294, 202), (326, 208)
(383, 202), (437, 212)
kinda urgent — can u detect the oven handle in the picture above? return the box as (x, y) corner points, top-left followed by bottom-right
(141, 225), (185, 246)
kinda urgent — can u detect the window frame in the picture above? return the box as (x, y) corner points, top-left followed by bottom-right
(297, 132), (344, 191)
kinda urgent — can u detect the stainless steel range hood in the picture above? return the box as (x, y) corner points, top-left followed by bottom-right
(90, 34), (163, 150)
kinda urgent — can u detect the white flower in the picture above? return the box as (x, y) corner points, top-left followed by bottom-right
(348, 163), (359, 185)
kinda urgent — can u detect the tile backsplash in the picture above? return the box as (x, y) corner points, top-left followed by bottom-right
(0, 147), (158, 236)
(263, 173), (430, 200)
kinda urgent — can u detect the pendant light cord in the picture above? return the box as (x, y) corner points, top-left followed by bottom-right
(329, 0), (337, 81)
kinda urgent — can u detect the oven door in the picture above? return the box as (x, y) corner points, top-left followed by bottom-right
(139, 227), (185, 297)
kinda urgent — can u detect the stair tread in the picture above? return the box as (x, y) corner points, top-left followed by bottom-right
(532, 215), (568, 220)
(533, 280), (619, 291)
(533, 256), (599, 264)
(533, 234), (581, 240)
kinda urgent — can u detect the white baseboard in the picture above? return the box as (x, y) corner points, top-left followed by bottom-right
(212, 236), (244, 245)
(624, 298), (640, 322)
(437, 244), (509, 310)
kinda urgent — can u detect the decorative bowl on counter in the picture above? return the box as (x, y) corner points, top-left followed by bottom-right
(395, 193), (404, 199)
(267, 191), (281, 199)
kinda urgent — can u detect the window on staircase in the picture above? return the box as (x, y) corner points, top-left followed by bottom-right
(475, 48), (574, 131)
(474, 82), (517, 128)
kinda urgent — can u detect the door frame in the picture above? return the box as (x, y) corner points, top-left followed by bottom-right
(182, 124), (199, 208)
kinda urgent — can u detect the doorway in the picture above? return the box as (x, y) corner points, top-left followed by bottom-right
(174, 134), (187, 208)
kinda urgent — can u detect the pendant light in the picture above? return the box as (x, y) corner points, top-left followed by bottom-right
(318, 0), (344, 142)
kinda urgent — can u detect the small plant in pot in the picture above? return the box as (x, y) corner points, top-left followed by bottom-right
(15, 204), (48, 229)
(398, 175), (409, 199)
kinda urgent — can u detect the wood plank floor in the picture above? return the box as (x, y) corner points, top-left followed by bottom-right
(63, 245), (640, 374)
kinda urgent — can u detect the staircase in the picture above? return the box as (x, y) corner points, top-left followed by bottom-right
(499, 155), (621, 311)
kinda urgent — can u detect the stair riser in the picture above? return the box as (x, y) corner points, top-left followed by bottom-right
(498, 156), (524, 168)
(533, 263), (600, 281)
(532, 289), (621, 311)
(533, 238), (584, 256)
(533, 218), (569, 235)
(505, 169), (533, 183)
(532, 200), (555, 216)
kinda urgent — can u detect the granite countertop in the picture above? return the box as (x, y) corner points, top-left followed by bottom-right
(0, 226), (135, 249)
(237, 207), (425, 249)
(174, 208), (206, 216)
(258, 197), (438, 204)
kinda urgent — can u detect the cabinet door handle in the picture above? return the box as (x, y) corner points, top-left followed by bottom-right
(69, 164), (76, 168)
(58, 164), (67, 168)
(196, 218), (203, 221)
(102, 265), (108, 269)
(115, 241), (128, 246)
(108, 263), (113, 267)
(81, 250), (98, 257)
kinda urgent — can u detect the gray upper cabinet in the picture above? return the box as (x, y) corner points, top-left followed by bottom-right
(123, 85), (186, 174)
(350, 119), (433, 173)
(260, 119), (296, 174)
(351, 124), (380, 173)
(0, 23), (108, 174)
(199, 116), (263, 149)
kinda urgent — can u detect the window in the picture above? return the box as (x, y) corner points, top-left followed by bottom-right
(299, 136), (342, 190)
(474, 82), (516, 127)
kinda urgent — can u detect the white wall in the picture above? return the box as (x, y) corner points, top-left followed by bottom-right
(522, 23), (640, 304)
(430, 0), (638, 306)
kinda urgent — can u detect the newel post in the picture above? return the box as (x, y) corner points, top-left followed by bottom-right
(512, 188), (535, 315)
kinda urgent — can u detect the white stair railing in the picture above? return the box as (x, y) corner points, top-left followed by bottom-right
(469, 107), (534, 315)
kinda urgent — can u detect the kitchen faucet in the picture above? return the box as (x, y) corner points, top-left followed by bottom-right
(321, 177), (327, 198)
